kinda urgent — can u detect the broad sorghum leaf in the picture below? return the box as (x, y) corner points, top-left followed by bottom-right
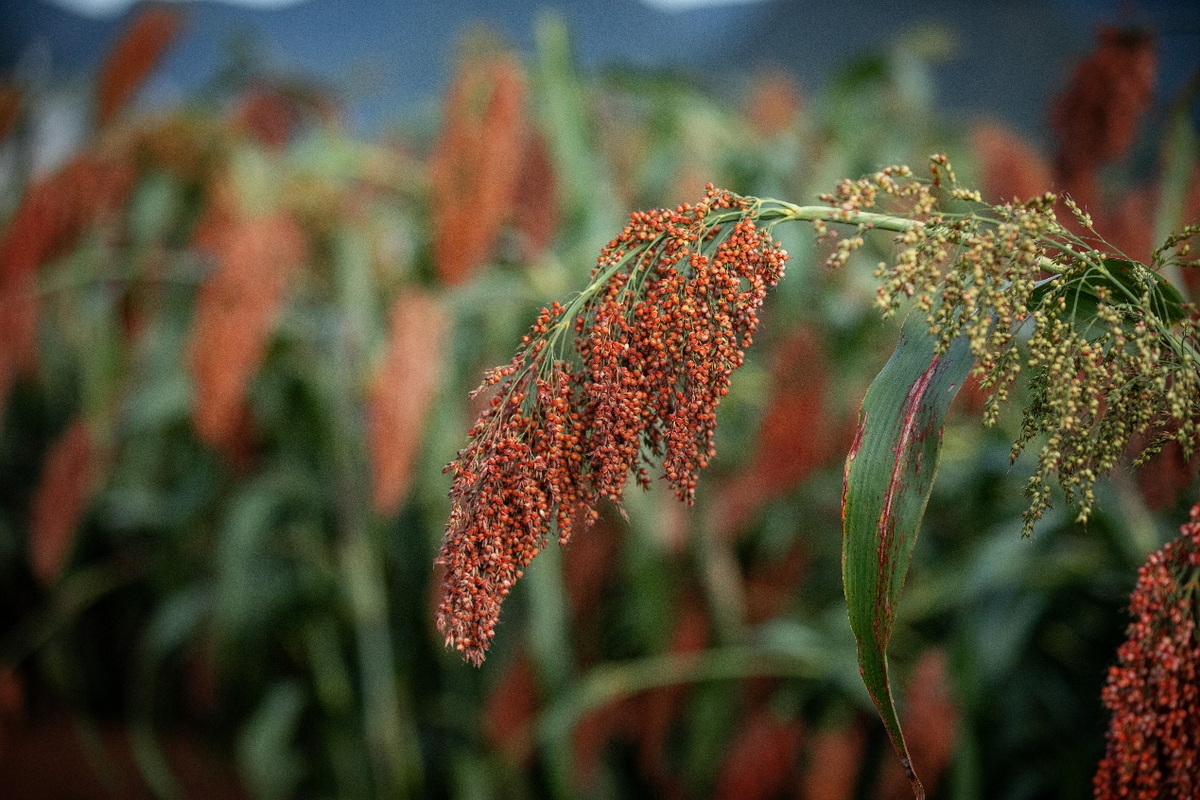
(841, 313), (974, 798)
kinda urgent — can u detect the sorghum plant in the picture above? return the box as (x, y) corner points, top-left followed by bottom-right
(1094, 503), (1200, 798)
(438, 156), (1200, 794)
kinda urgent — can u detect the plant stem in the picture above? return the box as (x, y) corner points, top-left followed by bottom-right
(759, 201), (922, 233)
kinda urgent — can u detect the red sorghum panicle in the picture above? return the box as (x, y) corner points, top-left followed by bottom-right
(1094, 503), (1200, 799)
(717, 325), (842, 537)
(878, 649), (958, 799)
(436, 187), (786, 664)
(429, 48), (527, 286)
(511, 132), (559, 261)
(970, 122), (1053, 205)
(236, 87), (303, 150)
(482, 650), (539, 762)
(744, 72), (803, 139)
(188, 213), (306, 452)
(800, 722), (866, 800)
(714, 707), (804, 800)
(234, 82), (337, 150)
(367, 291), (449, 515)
(1051, 27), (1155, 201)
(0, 154), (133, 420)
(95, 5), (182, 126)
(29, 418), (97, 587)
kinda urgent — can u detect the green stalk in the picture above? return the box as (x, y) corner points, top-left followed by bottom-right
(338, 529), (422, 795)
(759, 201), (922, 233)
(1153, 69), (1200, 291)
(536, 644), (828, 758)
(327, 234), (423, 796)
(522, 535), (575, 800)
(0, 561), (136, 664)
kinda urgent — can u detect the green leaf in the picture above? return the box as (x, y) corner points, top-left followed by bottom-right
(1031, 258), (1188, 328)
(333, 228), (382, 357)
(127, 171), (183, 248)
(237, 680), (308, 800)
(1154, 77), (1198, 269)
(145, 587), (211, 659)
(532, 11), (623, 257)
(1101, 258), (1187, 324)
(841, 314), (974, 797)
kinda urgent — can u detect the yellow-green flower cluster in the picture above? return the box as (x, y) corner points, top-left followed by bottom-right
(817, 156), (1199, 533)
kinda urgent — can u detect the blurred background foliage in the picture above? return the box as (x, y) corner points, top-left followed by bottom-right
(0, 4), (1198, 799)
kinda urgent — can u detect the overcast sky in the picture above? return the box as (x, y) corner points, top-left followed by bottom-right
(45, 0), (772, 15)
(3, 0), (1196, 142)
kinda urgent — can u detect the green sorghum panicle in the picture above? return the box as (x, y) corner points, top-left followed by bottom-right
(817, 155), (1199, 535)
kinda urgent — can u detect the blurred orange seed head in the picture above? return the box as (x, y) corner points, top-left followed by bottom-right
(367, 290), (450, 515)
(970, 122), (1053, 204)
(96, 5), (183, 126)
(429, 50), (528, 285)
(188, 213), (306, 452)
(29, 419), (97, 587)
(714, 708), (804, 800)
(1051, 26), (1155, 192)
(745, 72), (803, 138)
(0, 154), (134, 418)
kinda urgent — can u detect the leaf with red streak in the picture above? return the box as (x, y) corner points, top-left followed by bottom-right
(841, 315), (973, 798)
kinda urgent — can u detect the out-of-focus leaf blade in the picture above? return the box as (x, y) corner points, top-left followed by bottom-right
(145, 586), (210, 658)
(841, 314), (973, 797)
(237, 680), (307, 800)
(531, 11), (622, 258)
(128, 171), (183, 247)
(1154, 74), (1198, 272)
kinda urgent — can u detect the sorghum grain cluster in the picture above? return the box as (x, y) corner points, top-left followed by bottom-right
(1093, 504), (1200, 799)
(436, 187), (786, 664)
